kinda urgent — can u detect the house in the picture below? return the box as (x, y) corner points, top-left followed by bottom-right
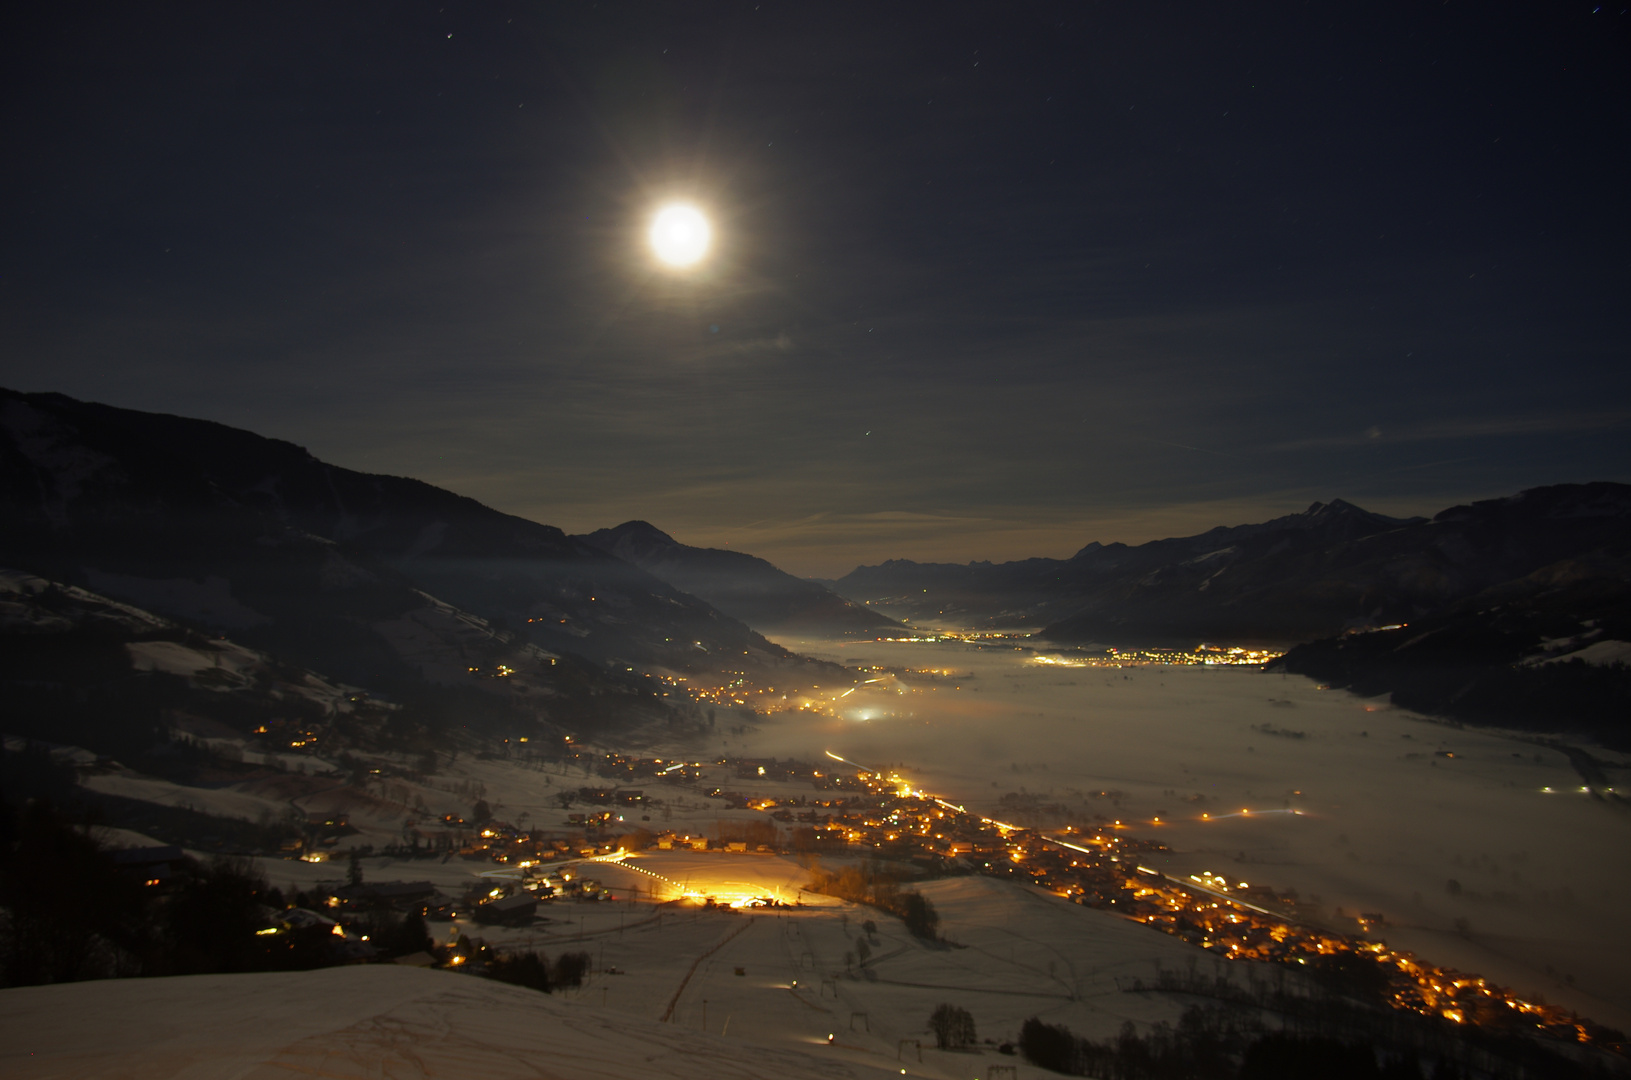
(110, 846), (188, 887)
(472, 892), (537, 926)
(281, 907), (343, 933)
(327, 881), (439, 911)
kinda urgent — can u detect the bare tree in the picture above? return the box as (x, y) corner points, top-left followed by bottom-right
(929, 1004), (976, 1050)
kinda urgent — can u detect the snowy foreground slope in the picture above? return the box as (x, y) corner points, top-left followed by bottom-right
(0, 872), (1210, 1080)
(0, 965), (916, 1080)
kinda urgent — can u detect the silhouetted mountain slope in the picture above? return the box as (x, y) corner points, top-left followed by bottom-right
(835, 499), (1427, 637)
(1045, 486), (1631, 644)
(0, 389), (831, 729)
(578, 521), (901, 636)
(836, 485), (1631, 645)
(1270, 556), (1631, 751)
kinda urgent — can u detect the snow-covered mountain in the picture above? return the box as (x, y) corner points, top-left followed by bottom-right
(0, 388), (839, 735)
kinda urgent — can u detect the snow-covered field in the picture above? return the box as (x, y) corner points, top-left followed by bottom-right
(0, 871), (1221, 1079)
(523, 869), (1207, 1044)
(81, 770), (294, 823)
(125, 636), (361, 716)
(0, 964), (933, 1080)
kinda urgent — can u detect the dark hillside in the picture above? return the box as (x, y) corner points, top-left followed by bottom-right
(0, 389), (840, 736)
(580, 520), (900, 636)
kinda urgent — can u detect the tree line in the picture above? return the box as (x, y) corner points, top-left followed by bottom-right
(807, 858), (940, 940)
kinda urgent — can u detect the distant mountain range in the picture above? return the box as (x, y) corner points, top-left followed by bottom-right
(6, 387), (1628, 750)
(835, 486), (1631, 646)
(578, 520), (901, 637)
(0, 388), (841, 740)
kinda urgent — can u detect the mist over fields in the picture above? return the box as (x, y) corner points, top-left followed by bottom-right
(723, 634), (1631, 1031)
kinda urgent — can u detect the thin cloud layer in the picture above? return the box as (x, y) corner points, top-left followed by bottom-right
(1, 3), (1626, 576)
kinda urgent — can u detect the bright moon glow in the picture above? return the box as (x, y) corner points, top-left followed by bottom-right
(649, 204), (711, 267)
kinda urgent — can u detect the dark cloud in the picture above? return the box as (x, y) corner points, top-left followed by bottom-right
(2, 1), (1627, 575)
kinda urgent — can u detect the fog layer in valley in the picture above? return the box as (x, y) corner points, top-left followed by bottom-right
(722, 634), (1631, 1031)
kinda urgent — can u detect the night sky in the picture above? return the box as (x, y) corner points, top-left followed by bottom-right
(3, 2), (1628, 576)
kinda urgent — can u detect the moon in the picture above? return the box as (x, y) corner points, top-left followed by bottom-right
(649, 204), (711, 267)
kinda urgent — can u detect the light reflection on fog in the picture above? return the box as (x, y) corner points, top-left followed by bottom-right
(739, 632), (1631, 1030)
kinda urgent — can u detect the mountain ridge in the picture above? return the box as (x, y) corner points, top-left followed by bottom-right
(0, 388), (841, 738)
(833, 486), (1631, 645)
(578, 520), (901, 637)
